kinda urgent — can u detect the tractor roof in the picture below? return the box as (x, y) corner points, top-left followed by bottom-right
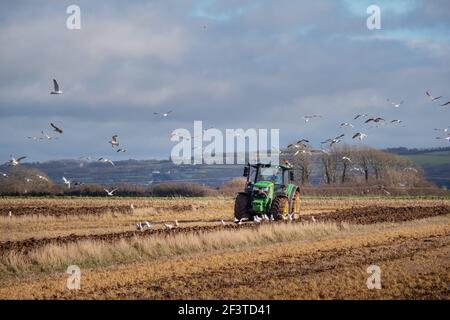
(249, 161), (293, 170)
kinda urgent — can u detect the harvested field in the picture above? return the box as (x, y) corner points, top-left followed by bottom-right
(0, 196), (449, 299)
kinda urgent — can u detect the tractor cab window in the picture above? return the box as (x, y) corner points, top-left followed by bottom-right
(258, 167), (283, 185)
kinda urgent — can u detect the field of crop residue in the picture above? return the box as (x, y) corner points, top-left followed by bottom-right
(0, 196), (448, 299)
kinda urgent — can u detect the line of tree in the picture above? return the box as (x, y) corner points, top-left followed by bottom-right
(287, 144), (428, 187)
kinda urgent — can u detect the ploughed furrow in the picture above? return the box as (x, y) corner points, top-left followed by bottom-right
(1, 205), (449, 254)
(0, 204), (199, 217)
(308, 205), (450, 224)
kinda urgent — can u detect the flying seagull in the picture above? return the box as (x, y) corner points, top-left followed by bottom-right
(354, 114), (369, 120)
(98, 158), (115, 166)
(387, 99), (404, 108)
(302, 115), (322, 123)
(342, 156), (352, 162)
(36, 175), (49, 182)
(391, 120), (403, 124)
(0, 172), (8, 178)
(441, 101), (450, 107)
(50, 79), (63, 94)
(27, 136), (42, 141)
(365, 117), (385, 124)
(109, 135), (119, 148)
(154, 110), (173, 117)
(352, 132), (367, 140)
(116, 148), (127, 153)
(50, 123), (63, 134)
(8, 155), (26, 166)
(340, 123), (354, 128)
(426, 91), (442, 102)
(104, 188), (117, 196)
(350, 166), (364, 174)
(41, 131), (58, 140)
(62, 176), (71, 189)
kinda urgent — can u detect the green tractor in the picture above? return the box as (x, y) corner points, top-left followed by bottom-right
(234, 161), (300, 221)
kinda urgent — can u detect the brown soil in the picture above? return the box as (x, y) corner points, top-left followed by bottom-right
(1, 222), (448, 299)
(307, 205), (450, 224)
(1, 205), (449, 255)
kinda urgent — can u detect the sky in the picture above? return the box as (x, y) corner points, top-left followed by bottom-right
(0, 0), (449, 162)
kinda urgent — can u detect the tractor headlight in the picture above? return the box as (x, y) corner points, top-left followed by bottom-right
(260, 187), (269, 192)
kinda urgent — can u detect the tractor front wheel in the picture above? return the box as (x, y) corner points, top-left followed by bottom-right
(270, 196), (289, 221)
(234, 193), (251, 220)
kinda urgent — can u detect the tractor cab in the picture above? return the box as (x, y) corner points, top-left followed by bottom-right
(243, 162), (294, 191)
(236, 161), (300, 221)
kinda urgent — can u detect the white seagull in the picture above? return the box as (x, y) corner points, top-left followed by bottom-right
(0, 172), (8, 178)
(8, 156), (26, 166)
(164, 223), (174, 230)
(50, 79), (63, 94)
(352, 132), (367, 140)
(342, 156), (352, 162)
(98, 158), (115, 166)
(62, 176), (71, 189)
(387, 99), (404, 108)
(340, 123), (354, 128)
(36, 175), (49, 182)
(109, 135), (119, 148)
(154, 110), (173, 117)
(302, 115), (322, 123)
(41, 131), (58, 140)
(221, 219), (226, 226)
(426, 91), (442, 102)
(104, 188), (117, 196)
(354, 114), (369, 120)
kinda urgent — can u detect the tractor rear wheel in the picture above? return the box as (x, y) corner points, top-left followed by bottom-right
(234, 193), (251, 220)
(270, 196), (289, 221)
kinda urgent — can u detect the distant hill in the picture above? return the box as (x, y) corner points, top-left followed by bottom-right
(0, 159), (243, 187)
(385, 147), (450, 188)
(1, 146), (449, 189)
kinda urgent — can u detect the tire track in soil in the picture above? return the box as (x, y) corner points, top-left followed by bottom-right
(1, 205), (449, 255)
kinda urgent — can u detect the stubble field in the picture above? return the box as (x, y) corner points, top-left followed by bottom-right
(0, 196), (449, 299)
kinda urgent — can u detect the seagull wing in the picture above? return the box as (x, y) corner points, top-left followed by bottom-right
(50, 123), (63, 133)
(53, 79), (59, 91)
(16, 156), (26, 162)
(441, 101), (450, 107)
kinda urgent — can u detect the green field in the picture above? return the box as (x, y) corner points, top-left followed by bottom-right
(406, 151), (450, 166)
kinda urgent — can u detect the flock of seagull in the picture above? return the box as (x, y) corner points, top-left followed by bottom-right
(133, 213), (317, 231)
(288, 90), (450, 156)
(2, 79), (177, 196)
(2, 78), (449, 197)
